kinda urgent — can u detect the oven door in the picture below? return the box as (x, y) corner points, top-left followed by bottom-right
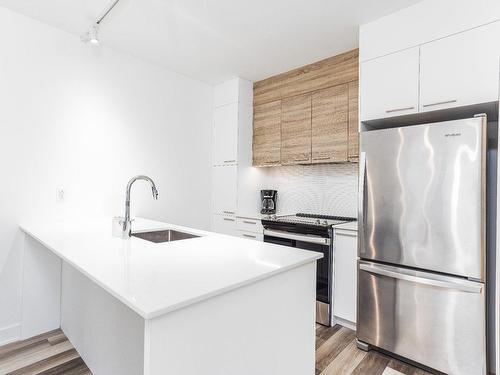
(263, 229), (332, 325)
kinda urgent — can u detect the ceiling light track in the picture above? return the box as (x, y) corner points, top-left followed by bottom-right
(96, 0), (121, 25)
(82, 0), (123, 45)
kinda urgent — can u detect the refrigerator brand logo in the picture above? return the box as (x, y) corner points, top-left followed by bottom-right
(445, 133), (462, 137)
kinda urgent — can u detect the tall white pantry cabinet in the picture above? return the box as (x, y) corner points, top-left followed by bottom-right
(211, 78), (255, 236)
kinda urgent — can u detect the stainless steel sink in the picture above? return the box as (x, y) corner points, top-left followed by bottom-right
(131, 230), (199, 243)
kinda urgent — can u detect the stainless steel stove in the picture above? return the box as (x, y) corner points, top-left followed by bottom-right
(261, 213), (356, 326)
(263, 213), (356, 228)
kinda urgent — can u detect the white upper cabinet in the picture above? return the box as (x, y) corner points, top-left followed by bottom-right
(360, 47), (420, 121)
(213, 103), (239, 166)
(420, 21), (500, 112)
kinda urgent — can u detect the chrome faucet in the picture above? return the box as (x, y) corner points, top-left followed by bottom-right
(121, 175), (159, 237)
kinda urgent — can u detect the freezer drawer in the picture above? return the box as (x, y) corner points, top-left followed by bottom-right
(357, 261), (486, 375)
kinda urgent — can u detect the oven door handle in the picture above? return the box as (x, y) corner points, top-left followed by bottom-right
(263, 229), (331, 245)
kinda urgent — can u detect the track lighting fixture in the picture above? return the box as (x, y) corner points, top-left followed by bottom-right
(81, 0), (121, 45)
(82, 23), (100, 45)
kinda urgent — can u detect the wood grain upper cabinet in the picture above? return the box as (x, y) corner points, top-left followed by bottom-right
(348, 81), (359, 161)
(252, 100), (281, 167)
(360, 47), (419, 121)
(311, 85), (348, 163)
(420, 21), (500, 112)
(281, 94), (312, 165)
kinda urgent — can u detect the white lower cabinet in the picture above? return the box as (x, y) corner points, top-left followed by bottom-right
(333, 228), (358, 327)
(236, 217), (263, 233)
(237, 231), (263, 241)
(211, 214), (237, 236)
(236, 217), (263, 241)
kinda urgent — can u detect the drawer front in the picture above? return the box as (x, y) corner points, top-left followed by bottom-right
(211, 214), (236, 236)
(357, 261), (486, 375)
(236, 217), (263, 234)
(237, 231), (263, 242)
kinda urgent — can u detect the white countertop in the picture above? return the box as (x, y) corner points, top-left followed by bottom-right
(20, 218), (322, 319)
(334, 221), (358, 231)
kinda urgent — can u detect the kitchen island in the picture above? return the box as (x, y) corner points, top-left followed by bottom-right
(20, 218), (321, 375)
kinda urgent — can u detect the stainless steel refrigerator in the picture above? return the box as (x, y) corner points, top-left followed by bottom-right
(357, 116), (488, 375)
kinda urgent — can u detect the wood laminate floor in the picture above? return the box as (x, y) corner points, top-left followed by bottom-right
(0, 325), (434, 375)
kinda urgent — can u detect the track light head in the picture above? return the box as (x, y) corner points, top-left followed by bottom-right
(81, 23), (100, 45)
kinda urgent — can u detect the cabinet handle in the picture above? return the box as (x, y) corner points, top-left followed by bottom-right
(242, 220), (257, 225)
(422, 100), (457, 108)
(385, 106), (415, 113)
(294, 158), (310, 162)
(242, 234), (256, 239)
(223, 160), (236, 163)
(313, 156), (331, 161)
(223, 211), (235, 215)
(223, 218), (235, 222)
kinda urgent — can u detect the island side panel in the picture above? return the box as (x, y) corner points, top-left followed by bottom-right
(146, 262), (317, 375)
(21, 235), (61, 340)
(61, 262), (146, 375)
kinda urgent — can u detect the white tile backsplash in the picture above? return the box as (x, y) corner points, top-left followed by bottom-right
(260, 163), (359, 217)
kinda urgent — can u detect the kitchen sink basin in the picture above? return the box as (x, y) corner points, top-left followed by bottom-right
(131, 229), (199, 243)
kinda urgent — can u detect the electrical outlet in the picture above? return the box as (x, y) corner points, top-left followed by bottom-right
(56, 188), (65, 202)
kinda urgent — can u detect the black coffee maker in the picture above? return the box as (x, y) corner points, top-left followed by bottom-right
(261, 190), (277, 214)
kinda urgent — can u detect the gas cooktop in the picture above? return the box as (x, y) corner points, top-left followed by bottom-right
(262, 213), (356, 228)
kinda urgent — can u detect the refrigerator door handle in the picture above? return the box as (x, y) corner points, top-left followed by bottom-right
(359, 262), (483, 294)
(358, 151), (366, 256)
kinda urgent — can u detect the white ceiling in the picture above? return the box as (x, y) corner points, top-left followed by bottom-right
(0, 0), (422, 84)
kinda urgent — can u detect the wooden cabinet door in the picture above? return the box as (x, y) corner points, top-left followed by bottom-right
(252, 100), (281, 166)
(360, 47), (419, 121)
(420, 21), (500, 112)
(348, 81), (359, 162)
(311, 85), (348, 163)
(281, 94), (312, 165)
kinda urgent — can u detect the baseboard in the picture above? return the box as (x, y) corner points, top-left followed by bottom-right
(0, 323), (21, 346)
(333, 316), (356, 331)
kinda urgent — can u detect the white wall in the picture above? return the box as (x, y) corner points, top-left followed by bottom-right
(0, 6), (213, 344)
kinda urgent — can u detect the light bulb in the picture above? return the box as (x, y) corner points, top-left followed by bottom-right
(82, 23), (100, 45)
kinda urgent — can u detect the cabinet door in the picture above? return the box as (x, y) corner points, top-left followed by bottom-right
(252, 100), (281, 167)
(213, 103), (238, 166)
(420, 21), (500, 112)
(212, 165), (237, 215)
(211, 214), (236, 236)
(311, 85), (348, 163)
(348, 81), (359, 162)
(360, 47), (420, 121)
(281, 93), (312, 165)
(333, 230), (358, 325)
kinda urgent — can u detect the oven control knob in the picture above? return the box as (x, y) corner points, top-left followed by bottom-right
(316, 219), (321, 224)
(323, 220), (328, 225)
